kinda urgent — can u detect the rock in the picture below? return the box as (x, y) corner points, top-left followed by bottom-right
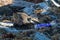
(23, 7), (34, 15)
(33, 32), (51, 40)
(37, 2), (50, 10)
(9, 6), (25, 12)
(0, 6), (13, 16)
(24, 0), (44, 3)
(0, 0), (13, 7)
(11, 0), (35, 7)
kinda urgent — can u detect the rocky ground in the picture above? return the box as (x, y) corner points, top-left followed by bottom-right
(0, 0), (60, 40)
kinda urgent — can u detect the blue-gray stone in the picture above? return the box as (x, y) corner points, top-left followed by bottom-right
(23, 7), (34, 15)
(33, 32), (51, 40)
(37, 2), (49, 10)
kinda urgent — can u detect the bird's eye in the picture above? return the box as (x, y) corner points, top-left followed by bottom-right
(27, 18), (31, 21)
